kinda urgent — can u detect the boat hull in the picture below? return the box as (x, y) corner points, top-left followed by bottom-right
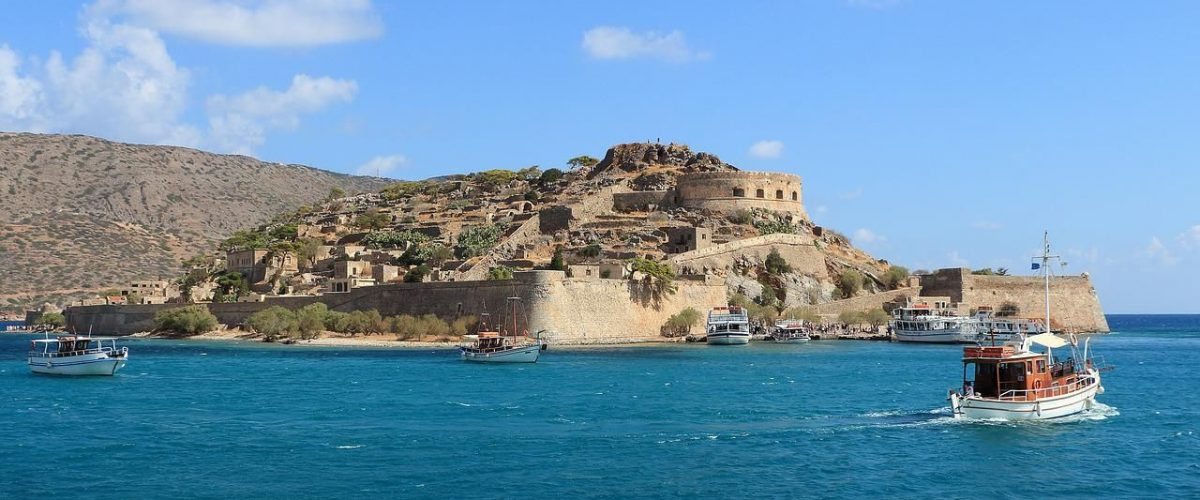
(707, 333), (750, 345)
(952, 372), (1102, 420)
(894, 327), (976, 344)
(28, 353), (127, 376)
(773, 337), (810, 344)
(461, 344), (541, 363)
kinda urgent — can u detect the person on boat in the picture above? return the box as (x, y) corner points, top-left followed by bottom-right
(962, 381), (975, 397)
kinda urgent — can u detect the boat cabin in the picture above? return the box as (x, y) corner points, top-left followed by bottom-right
(960, 345), (1084, 402)
(30, 337), (123, 357)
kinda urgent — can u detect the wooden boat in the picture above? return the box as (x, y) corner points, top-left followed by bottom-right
(948, 232), (1109, 420)
(460, 297), (544, 363)
(769, 319), (811, 343)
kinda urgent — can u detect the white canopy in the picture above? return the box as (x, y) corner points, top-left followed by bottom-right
(1028, 332), (1068, 348)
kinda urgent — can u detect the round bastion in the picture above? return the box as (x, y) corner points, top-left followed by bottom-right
(675, 171), (807, 219)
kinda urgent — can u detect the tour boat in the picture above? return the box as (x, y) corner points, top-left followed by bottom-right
(460, 297), (545, 363)
(28, 335), (128, 376)
(706, 306), (750, 345)
(948, 233), (1108, 420)
(890, 303), (979, 343)
(770, 319), (811, 343)
(972, 307), (1047, 344)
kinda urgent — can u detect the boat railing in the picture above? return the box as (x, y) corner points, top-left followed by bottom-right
(996, 376), (1096, 401)
(29, 346), (125, 358)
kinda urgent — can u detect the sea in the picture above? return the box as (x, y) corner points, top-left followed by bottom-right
(1, 314), (1196, 499)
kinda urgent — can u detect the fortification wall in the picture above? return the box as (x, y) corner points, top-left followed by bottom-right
(612, 191), (673, 211)
(675, 171), (807, 219)
(668, 233), (825, 277)
(810, 288), (922, 316)
(917, 268), (1109, 332)
(65, 271), (729, 344)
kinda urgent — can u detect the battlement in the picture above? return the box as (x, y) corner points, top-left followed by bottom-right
(675, 171), (806, 219)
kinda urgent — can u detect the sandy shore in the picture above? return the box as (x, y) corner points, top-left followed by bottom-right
(128, 328), (461, 348)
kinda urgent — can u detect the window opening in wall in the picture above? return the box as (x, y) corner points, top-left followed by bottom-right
(756, 189), (765, 198)
(776, 189), (784, 199)
(732, 187), (745, 197)
(792, 191), (798, 201)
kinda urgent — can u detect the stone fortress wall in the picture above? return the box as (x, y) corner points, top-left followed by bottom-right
(918, 268), (1109, 333)
(66, 271), (728, 344)
(674, 171), (807, 219)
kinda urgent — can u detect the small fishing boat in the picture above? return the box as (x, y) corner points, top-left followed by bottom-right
(706, 306), (750, 345)
(28, 335), (128, 376)
(948, 232), (1109, 420)
(890, 301), (978, 343)
(770, 319), (811, 343)
(460, 297), (544, 363)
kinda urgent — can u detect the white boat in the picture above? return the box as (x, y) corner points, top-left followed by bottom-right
(770, 319), (811, 343)
(972, 307), (1046, 344)
(890, 303), (979, 343)
(460, 297), (544, 363)
(706, 306), (750, 345)
(28, 335), (128, 376)
(948, 232), (1109, 420)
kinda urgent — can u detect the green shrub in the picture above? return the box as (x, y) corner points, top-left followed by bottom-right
(864, 308), (890, 327)
(487, 266), (514, 280)
(837, 269), (864, 298)
(295, 303), (329, 340)
(629, 257), (676, 295)
(883, 265), (910, 289)
(577, 244), (602, 258)
(154, 305), (218, 335)
(549, 246), (565, 271)
(247, 306), (298, 341)
(39, 311), (66, 329)
(354, 209), (392, 231)
(838, 310), (864, 325)
(362, 230), (431, 249)
(455, 224), (503, 258)
(764, 248), (791, 275)
(662, 307), (702, 337)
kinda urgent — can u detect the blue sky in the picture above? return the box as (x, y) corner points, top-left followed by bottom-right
(1, 1), (1197, 313)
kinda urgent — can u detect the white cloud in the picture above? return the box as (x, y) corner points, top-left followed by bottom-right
(853, 228), (886, 244)
(1, 20), (201, 146)
(1146, 237), (1178, 266)
(356, 154), (407, 177)
(0, 45), (46, 131)
(582, 26), (709, 62)
(207, 74), (357, 154)
(748, 140), (784, 159)
(88, 0), (383, 47)
(1178, 225), (1200, 250)
(948, 251), (969, 268)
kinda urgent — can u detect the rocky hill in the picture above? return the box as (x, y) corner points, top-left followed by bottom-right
(163, 142), (900, 319)
(0, 133), (389, 311)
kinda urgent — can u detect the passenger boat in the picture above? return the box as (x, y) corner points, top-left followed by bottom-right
(28, 335), (128, 376)
(890, 302), (979, 343)
(706, 306), (750, 345)
(460, 297), (545, 363)
(948, 233), (1108, 420)
(972, 307), (1046, 344)
(769, 319), (811, 343)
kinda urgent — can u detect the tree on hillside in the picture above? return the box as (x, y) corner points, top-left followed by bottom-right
(838, 310), (864, 325)
(296, 238), (324, 268)
(567, 155), (599, 170)
(883, 265), (910, 289)
(549, 246), (565, 271)
(517, 165), (541, 181)
(837, 269), (864, 298)
(326, 187), (346, 201)
(765, 248), (792, 275)
(354, 209), (392, 231)
(487, 266), (514, 280)
(538, 168), (564, 185)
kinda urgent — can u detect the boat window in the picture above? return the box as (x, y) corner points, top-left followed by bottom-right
(973, 363), (998, 398)
(1036, 360), (1046, 373)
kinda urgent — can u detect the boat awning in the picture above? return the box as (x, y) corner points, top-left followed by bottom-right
(1028, 333), (1068, 348)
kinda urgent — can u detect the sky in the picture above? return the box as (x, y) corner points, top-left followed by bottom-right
(0, 1), (1197, 313)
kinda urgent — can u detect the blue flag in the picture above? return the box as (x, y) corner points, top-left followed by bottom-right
(1031, 262), (1041, 270)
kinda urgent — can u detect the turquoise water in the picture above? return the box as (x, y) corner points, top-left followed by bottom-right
(2, 315), (1197, 499)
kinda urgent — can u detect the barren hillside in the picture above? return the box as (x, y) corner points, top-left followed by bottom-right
(0, 133), (389, 310)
